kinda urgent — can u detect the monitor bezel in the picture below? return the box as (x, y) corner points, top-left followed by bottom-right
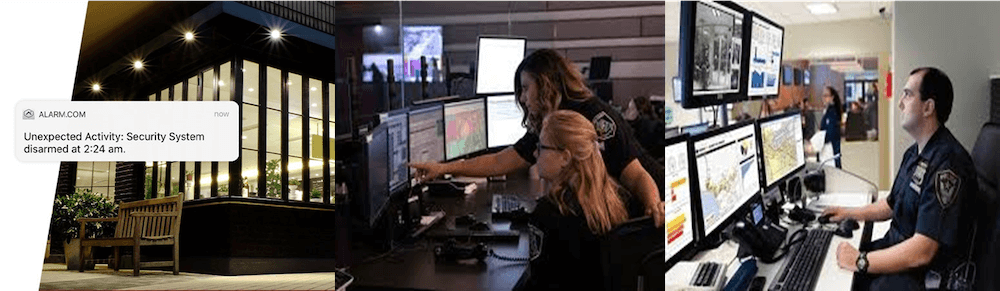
(443, 97), (488, 161)
(755, 110), (805, 191)
(746, 11), (785, 100)
(364, 123), (391, 227)
(688, 119), (763, 242)
(679, 0), (753, 109)
(474, 35), (528, 96)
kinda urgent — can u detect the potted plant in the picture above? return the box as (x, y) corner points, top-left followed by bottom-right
(49, 188), (118, 270)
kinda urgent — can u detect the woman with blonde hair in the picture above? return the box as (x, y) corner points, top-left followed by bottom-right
(411, 49), (665, 226)
(520, 110), (643, 290)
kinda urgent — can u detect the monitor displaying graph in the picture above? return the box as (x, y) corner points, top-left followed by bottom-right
(444, 98), (487, 160)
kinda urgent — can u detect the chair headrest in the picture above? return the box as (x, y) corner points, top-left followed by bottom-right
(973, 123), (1000, 187)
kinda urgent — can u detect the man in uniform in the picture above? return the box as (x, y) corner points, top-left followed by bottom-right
(822, 67), (977, 290)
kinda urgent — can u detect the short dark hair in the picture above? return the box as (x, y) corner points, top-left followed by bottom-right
(910, 67), (954, 124)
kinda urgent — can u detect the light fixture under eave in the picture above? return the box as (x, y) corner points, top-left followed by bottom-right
(184, 32), (194, 41)
(133, 60), (144, 69)
(806, 3), (838, 15)
(91, 84), (101, 92)
(269, 29), (282, 40)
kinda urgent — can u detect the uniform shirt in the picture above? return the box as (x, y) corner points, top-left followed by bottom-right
(523, 186), (644, 290)
(885, 127), (977, 273)
(512, 97), (642, 179)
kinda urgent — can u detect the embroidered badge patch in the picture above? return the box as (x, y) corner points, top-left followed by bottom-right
(935, 169), (960, 208)
(592, 112), (616, 141)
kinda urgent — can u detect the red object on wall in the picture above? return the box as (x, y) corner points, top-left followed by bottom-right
(887, 71), (892, 98)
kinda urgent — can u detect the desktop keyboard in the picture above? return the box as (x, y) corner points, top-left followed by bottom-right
(492, 194), (525, 218)
(690, 261), (722, 287)
(769, 228), (835, 291)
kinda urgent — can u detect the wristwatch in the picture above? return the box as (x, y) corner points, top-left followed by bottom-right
(856, 251), (869, 274)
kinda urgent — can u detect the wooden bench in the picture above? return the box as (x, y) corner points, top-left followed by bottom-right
(77, 195), (183, 276)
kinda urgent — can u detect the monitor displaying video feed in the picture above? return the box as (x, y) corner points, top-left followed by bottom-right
(692, 121), (761, 236)
(664, 134), (697, 263)
(679, 1), (751, 109)
(475, 36), (527, 95)
(444, 98), (487, 160)
(487, 94), (526, 148)
(747, 13), (784, 98)
(403, 26), (442, 82)
(383, 110), (409, 193)
(408, 104), (445, 176)
(758, 111), (805, 188)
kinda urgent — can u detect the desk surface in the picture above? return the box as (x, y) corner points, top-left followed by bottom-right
(348, 171), (541, 291)
(669, 166), (878, 291)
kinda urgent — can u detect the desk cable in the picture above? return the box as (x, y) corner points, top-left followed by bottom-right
(488, 224), (543, 263)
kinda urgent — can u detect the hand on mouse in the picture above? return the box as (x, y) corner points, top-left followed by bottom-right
(821, 206), (854, 223)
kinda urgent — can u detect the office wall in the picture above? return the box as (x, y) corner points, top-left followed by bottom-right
(893, 2), (996, 179)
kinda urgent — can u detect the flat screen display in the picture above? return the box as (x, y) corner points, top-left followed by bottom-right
(475, 37), (527, 95)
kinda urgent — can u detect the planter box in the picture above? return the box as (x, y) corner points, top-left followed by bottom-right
(63, 239), (94, 270)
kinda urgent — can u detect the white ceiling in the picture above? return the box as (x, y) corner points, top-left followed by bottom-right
(665, 1), (890, 42)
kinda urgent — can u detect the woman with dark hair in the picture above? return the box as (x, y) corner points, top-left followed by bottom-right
(410, 49), (665, 226)
(821, 86), (843, 168)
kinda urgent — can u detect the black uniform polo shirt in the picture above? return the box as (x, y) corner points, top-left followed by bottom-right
(885, 126), (977, 273)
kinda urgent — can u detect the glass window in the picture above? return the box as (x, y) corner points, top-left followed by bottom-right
(148, 94), (155, 101)
(160, 88), (169, 102)
(266, 109), (281, 154)
(76, 162), (94, 188)
(220, 61), (232, 101)
(243, 104), (259, 150)
(198, 161), (213, 197)
(288, 156), (303, 201)
(241, 150), (258, 197)
(243, 60), (260, 105)
(289, 113), (303, 157)
(157, 161), (166, 197)
(144, 162), (155, 199)
(266, 66), (282, 110)
(169, 162), (181, 196)
(173, 83), (183, 101)
(188, 75), (199, 101)
(264, 153), (282, 199)
(309, 79), (322, 119)
(218, 161), (230, 196)
(184, 161), (195, 200)
(203, 68), (216, 101)
(289, 73), (303, 115)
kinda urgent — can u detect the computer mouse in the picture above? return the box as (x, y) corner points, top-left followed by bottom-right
(469, 222), (491, 232)
(455, 214), (476, 225)
(817, 213), (834, 224)
(834, 219), (859, 238)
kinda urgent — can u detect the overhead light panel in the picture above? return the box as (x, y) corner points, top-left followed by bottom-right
(807, 3), (838, 15)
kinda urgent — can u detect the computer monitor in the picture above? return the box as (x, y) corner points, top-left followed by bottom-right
(679, 0), (751, 109)
(384, 109), (409, 193)
(681, 122), (710, 136)
(757, 110), (805, 189)
(691, 121), (762, 237)
(664, 134), (698, 264)
(487, 94), (526, 148)
(408, 104), (444, 176)
(475, 36), (527, 95)
(365, 124), (390, 227)
(444, 98), (487, 160)
(747, 12), (784, 99)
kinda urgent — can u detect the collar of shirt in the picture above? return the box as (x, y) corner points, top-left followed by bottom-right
(917, 126), (955, 161)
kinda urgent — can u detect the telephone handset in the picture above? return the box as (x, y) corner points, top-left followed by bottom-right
(732, 201), (787, 263)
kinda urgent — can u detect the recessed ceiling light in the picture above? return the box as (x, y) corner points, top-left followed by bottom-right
(248, 88), (254, 92)
(311, 103), (317, 107)
(242, 135), (247, 139)
(374, 25), (383, 34)
(806, 3), (838, 15)
(184, 32), (194, 41)
(287, 81), (293, 85)
(270, 29), (282, 40)
(310, 87), (317, 91)
(218, 81), (226, 86)
(133, 61), (143, 69)
(92, 84), (101, 91)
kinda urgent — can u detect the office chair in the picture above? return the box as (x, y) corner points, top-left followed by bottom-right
(600, 216), (664, 291)
(971, 123), (1000, 291)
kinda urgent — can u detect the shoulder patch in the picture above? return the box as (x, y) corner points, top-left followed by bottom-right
(935, 169), (960, 208)
(592, 112), (617, 141)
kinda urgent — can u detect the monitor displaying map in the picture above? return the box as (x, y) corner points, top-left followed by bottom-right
(693, 122), (761, 235)
(760, 112), (804, 187)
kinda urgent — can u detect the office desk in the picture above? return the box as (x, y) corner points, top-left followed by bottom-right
(670, 164), (878, 290)
(348, 170), (542, 291)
